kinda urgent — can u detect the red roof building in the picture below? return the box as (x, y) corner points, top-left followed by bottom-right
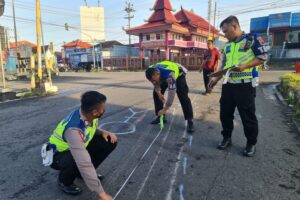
(9, 40), (36, 49)
(126, 0), (223, 63)
(62, 39), (92, 49)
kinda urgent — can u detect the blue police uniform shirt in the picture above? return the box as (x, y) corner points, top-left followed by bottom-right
(155, 64), (176, 90)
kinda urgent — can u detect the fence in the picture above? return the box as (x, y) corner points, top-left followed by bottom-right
(103, 55), (204, 71)
(103, 57), (144, 70)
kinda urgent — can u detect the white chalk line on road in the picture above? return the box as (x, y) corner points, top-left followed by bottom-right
(179, 184), (185, 200)
(165, 94), (198, 200)
(113, 108), (173, 200)
(99, 108), (147, 135)
(182, 156), (187, 175)
(134, 108), (177, 200)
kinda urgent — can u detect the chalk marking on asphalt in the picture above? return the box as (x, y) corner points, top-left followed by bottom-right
(179, 184), (185, 200)
(188, 135), (193, 147)
(99, 108), (147, 135)
(165, 94), (198, 200)
(100, 121), (136, 135)
(113, 108), (174, 200)
(182, 156), (187, 175)
(134, 108), (177, 200)
(124, 108), (146, 123)
(165, 123), (187, 200)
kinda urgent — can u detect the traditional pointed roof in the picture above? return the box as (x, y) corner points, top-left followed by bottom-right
(175, 8), (219, 34)
(153, 0), (173, 10)
(148, 0), (178, 23)
(62, 39), (92, 49)
(127, 0), (188, 35)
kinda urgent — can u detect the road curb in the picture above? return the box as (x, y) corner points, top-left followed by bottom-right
(273, 84), (300, 134)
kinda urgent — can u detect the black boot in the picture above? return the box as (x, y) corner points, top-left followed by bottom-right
(187, 120), (195, 133)
(58, 180), (82, 195)
(217, 138), (232, 150)
(150, 115), (167, 124)
(243, 144), (256, 157)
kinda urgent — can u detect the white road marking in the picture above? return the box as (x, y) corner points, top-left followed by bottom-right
(182, 156), (187, 175)
(134, 108), (177, 200)
(179, 184), (185, 200)
(165, 94), (198, 200)
(113, 109), (174, 200)
(99, 108), (147, 135)
(188, 135), (193, 147)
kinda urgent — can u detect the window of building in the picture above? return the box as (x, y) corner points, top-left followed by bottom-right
(197, 57), (202, 64)
(146, 34), (150, 41)
(156, 34), (161, 40)
(189, 58), (195, 65)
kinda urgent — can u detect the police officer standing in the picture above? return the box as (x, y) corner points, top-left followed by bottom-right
(145, 60), (195, 133)
(208, 16), (268, 157)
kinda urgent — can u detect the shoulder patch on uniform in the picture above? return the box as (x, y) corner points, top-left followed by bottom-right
(257, 36), (265, 45)
(225, 45), (231, 53)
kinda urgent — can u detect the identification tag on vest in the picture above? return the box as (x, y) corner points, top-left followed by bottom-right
(41, 143), (53, 167)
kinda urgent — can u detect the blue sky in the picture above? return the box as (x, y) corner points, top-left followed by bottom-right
(1, 0), (300, 50)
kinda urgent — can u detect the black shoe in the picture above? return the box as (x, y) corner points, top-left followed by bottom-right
(187, 120), (195, 133)
(58, 180), (82, 195)
(150, 116), (167, 124)
(243, 144), (256, 157)
(78, 174), (104, 181)
(217, 138), (232, 150)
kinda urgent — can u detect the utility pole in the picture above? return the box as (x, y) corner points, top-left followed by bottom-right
(207, 0), (213, 37)
(0, 0), (6, 89)
(213, 1), (217, 38)
(97, 0), (100, 7)
(36, 0), (42, 83)
(12, 0), (19, 71)
(124, 1), (135, 57)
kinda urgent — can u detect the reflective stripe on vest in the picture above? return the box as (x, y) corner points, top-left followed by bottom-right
(49, 109), (98, 152)
(152, 61), (180, 79)
(223, 38), (256, 81)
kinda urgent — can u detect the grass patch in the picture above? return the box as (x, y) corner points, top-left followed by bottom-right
(279, 73), (300, 119)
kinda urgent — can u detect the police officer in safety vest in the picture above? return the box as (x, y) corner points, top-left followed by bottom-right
(208, 16), (268, 157)
(49, 91), (117, 200)
(145, 61), (195, 133)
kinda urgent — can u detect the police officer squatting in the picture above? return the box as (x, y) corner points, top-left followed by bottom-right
(43, 91), (117, 200)
(209, 15), (268, 157)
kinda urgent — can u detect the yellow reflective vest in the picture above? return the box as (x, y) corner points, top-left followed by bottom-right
(49, 109), (98, 152)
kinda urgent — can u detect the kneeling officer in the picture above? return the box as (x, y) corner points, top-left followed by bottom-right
(47, 91), (117, 200)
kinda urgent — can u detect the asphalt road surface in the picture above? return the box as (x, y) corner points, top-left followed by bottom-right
(0, 71), (299, 200)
